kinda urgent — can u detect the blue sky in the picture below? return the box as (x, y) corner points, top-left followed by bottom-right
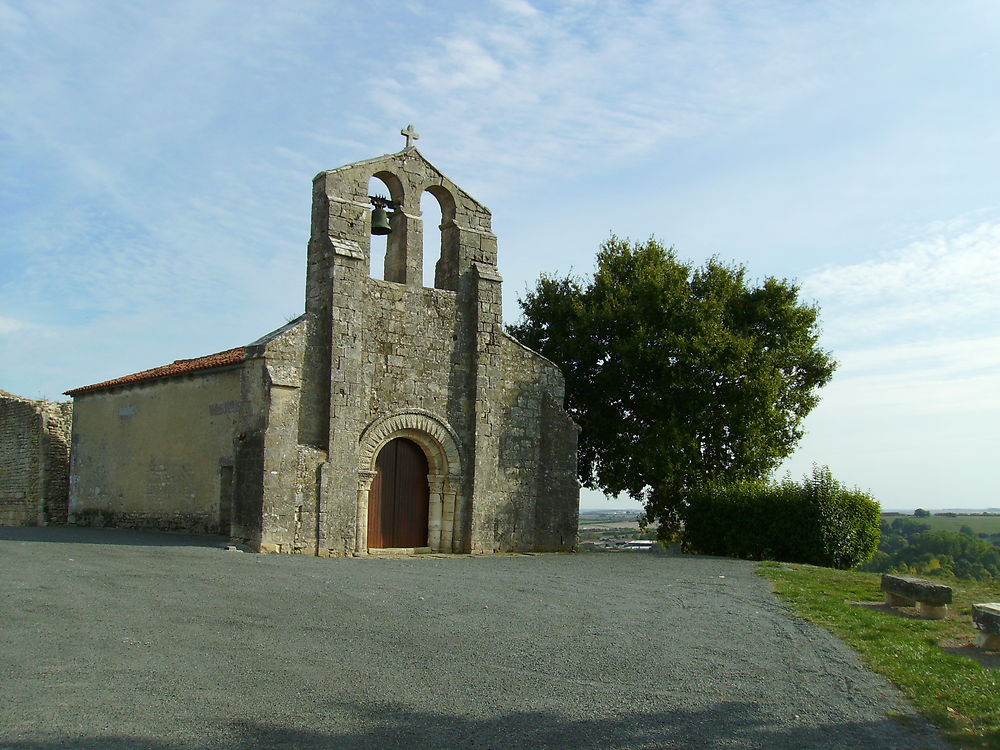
(2, 0), (998, 511)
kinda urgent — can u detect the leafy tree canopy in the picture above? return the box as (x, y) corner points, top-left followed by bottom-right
(862, 524), (1000, 581)
(508, 236), (837, 532)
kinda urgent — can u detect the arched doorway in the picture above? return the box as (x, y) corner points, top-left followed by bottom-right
(368, 437), (429, 548)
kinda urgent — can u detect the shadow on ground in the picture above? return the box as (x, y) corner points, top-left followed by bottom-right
(940, 640), (1000, 670)
(0, 701), (945, 750)
(849, 601), (936, 620)
(0, 526), (226, 548)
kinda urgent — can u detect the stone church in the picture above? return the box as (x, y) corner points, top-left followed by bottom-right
(62, 132), (580, 555)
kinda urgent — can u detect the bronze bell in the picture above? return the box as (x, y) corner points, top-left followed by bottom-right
(371, 205), (392, 235)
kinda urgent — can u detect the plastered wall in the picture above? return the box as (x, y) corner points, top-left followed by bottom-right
(68, 369), (242, 534)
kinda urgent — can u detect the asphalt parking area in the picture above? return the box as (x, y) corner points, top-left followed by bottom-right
(0, 527), (946, 749)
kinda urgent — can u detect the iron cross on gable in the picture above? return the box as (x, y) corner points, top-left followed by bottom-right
(401, 124), (420, 149)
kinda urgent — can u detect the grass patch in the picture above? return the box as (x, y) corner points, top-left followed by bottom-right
(758, 562), (1000, 748)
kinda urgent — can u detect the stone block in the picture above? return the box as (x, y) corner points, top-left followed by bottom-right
(972, 603), (1000, 636)
(880, 574), (952, 606)
(917, 602), (948, 620)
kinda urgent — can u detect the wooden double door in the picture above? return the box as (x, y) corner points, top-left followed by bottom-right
(368, 437), (429, 549)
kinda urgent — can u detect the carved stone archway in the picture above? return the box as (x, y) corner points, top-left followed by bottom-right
(356, 410), (463, 553)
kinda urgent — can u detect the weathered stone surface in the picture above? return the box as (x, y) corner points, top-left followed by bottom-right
(880, 574), (953, 606)
(0, 391), (72, 526)
(287, 146), (579, 555)
(973, 603), (1000, 635)
(62, 145), (580, 555)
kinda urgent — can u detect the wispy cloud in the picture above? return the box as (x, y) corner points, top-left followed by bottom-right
(783, 216), (1000, 505)
(803, 217), (1000, 346)
(0, 316), (34, 335)
(365, 1), (843, 184)
(492, 0), (538, 18)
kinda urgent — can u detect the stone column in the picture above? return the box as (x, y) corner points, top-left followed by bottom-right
(427, 474), (444, 551)
(355, 470), (376, 555)
(440, 479), (460, 553)
(384, 209), (418, 284)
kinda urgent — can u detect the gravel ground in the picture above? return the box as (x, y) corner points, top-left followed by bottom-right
(0, 527), (948, 749)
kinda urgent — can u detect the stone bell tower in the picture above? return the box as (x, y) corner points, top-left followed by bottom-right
(237, 128), (579, 556)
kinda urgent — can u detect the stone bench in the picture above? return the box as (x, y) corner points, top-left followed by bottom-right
(880, 574), (952, 619)
(972, 603), (1000, 649)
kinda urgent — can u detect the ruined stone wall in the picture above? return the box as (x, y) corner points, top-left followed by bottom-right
(0, 393), (41, 525)
(39, 400), (73, 525)
(0, 391), (72, 526)
(68, 369), (242, 535)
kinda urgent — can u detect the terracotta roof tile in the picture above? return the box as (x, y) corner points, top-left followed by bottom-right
(64, 347), (246, 396)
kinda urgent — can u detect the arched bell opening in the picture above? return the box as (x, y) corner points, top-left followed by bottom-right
(422, 184), (458, 291)
(420, 190), (442, 288)
(367, 172), (405, 282)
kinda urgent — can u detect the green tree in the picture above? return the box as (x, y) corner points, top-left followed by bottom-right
(890, 517), (930, 539)
(508, 236), (837, 532)
(862, 525), (1000, 581)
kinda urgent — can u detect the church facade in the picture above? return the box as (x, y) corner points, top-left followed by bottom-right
(64, 141), (580, 555)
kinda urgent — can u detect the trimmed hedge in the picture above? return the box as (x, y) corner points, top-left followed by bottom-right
(682, 466), (880, 569)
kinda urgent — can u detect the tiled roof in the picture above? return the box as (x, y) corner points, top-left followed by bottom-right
(64, 347), (247, 396)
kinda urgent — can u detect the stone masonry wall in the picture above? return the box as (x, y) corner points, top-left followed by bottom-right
(258, 146), (580, 556)
(358, 278), (475, 553)
(236, 318), (314, 554)
(0, 390), (73, 526)
(492, 334), (579, 552)
(39, 400), (73, 524)
(302, 149), (491, 556)
(360, 278), (471, 450)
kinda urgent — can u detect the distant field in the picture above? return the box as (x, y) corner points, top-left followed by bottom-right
(578, 511), (641, 528)
(578, 521), (644, 530)
(884, 514), (1000, 535)
(581, 512), (1000, 534)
